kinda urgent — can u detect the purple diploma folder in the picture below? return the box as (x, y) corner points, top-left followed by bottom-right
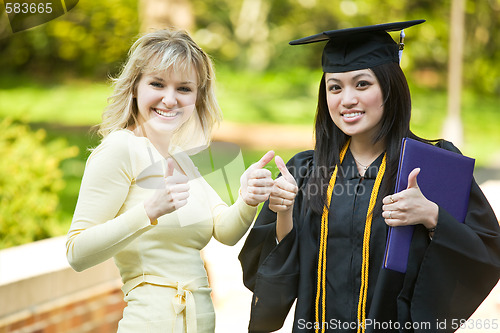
(383, 138), (475, 273)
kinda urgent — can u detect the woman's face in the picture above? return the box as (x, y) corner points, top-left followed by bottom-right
(325, 69), (384, 141)
(135, 67), (198, 136)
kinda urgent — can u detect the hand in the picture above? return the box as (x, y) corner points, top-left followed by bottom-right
(382, 168), (438, 230)
(240, 151), (275, 206)
(268, 155), (298, 213)
(144, 158), (190, 222)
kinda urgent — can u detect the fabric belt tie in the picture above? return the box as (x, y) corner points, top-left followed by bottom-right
(122, 274), (209, 333)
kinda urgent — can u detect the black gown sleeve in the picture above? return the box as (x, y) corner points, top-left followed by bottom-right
(404, 140), (500, 332)
(238, 150), (314, 332)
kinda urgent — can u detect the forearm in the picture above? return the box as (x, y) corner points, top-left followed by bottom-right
(213, 195), (258, 246)
(66, 204), (153, 271)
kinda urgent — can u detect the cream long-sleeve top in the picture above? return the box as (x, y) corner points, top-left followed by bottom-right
(66, 129), (257, 332)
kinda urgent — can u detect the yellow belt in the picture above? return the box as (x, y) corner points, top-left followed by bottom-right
(122, 274), (209, 333)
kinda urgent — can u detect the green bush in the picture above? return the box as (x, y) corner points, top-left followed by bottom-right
(0, 119), (78, 249)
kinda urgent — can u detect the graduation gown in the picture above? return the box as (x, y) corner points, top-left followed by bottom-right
(239, 140), (500, 332)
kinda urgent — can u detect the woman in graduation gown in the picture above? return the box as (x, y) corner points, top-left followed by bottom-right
(239, 20), (500, 333)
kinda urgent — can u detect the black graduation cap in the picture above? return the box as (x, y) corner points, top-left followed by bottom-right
(289, 20), (425, 72)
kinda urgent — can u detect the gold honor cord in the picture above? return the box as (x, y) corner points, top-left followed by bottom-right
(315, 141), (349, 333)
(314, 141), (387, 333)
(356, 154), (386, 333)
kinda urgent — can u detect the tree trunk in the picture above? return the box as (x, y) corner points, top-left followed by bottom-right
(139, 0), (194, 33)
(234, 0), (271, 71)
(442, 0), (465, 147)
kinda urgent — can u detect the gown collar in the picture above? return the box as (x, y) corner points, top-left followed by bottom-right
(343, 149), (386, 180)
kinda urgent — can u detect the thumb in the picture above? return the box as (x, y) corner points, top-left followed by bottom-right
(275, 155), (294, 182)
(254, 150), (275, 169)
(407, 167), (420, 189)
(165, 158), (175, 178)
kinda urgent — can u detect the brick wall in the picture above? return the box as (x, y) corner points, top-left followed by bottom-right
(0, 237), (125, 333)
(0, 284), (125, 333)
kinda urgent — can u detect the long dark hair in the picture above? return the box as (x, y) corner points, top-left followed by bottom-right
(307, 62), (435, 215)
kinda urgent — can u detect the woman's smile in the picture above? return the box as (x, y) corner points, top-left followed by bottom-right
(152, 107), (181, 119)
(341, 110), (365, 122)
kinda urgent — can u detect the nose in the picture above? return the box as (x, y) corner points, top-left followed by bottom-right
(341, 87), (358, 108)
(162, 89), (177, 108)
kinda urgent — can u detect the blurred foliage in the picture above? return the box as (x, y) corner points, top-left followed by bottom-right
(0, 119), (78, 249)
(0, 0), (139, 78)
(0, 0), (498, 93)
(192, 0), (500, 95)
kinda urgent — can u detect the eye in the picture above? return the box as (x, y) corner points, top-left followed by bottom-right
(356, 80), (371, 89)
(178, 86), (193, 93)
(149, 81), (163, 88)
(328, 84), (342, 93)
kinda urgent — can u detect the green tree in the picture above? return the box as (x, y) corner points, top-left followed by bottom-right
(0, 0), (140, 77)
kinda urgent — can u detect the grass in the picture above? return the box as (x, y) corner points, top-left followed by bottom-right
(409, 86), (500, 166)
(1, 68), (499, 226)
(0, 77), (110, 126)
(215, 67), (319, 126)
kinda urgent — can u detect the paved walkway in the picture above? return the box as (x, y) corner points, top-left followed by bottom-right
(205, 122), (500, 332)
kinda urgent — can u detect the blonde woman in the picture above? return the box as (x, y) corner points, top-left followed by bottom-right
(66, 29), (274, 333)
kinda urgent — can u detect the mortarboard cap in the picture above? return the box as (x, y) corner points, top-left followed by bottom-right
(289, 20), (425, 73)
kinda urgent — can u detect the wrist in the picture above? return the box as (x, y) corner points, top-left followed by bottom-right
(144, 202), (159, 224)
(423, 201), (438, 231)
(276, 211), (293, 242)
(277, 206), (294, 216)
(239, 188), (259, 207)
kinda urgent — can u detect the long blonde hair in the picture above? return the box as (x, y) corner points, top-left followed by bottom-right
(99, 28), (222, 150)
